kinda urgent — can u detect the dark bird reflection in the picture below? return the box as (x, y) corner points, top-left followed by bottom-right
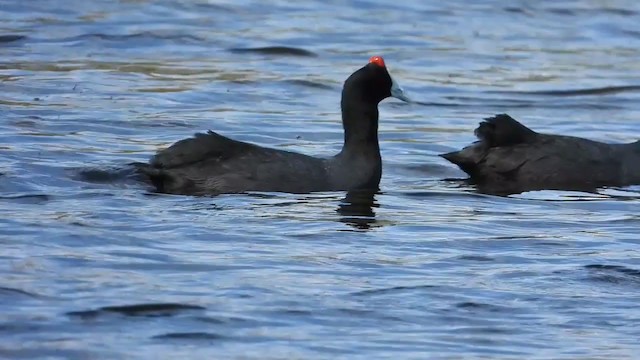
(336, 190), (379, 230)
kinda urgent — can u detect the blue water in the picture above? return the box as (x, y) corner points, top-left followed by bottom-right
(2, 0), (640, 358)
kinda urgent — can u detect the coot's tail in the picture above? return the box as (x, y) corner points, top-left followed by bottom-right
(129, 162), (192, 194)
(72, 162), (195, 195)
(128, 162), (168, 192)
(439, 150), (467, 166)
(439, 114), (537, 176)
(70, 162), (159, 188)
(439, 148), (480, 176)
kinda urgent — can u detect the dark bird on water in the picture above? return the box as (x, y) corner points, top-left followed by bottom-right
(133, 56), (410, 196)
(440, 114), (640, 195)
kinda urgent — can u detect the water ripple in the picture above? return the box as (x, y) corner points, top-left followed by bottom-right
(2, 0), (640, 358)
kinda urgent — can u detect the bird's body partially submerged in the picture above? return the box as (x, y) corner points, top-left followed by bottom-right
(440, 114), (640, 194)
(134, 56), (409, 196)
(133, 132), (331, 195)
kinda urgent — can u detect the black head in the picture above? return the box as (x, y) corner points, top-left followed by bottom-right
(342, 56), (410, 105)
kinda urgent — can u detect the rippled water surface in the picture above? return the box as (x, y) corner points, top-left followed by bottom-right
(3, 0), (640, 358)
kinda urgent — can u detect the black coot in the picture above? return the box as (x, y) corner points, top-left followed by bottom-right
(440, 114), (640, 195)
(134, 56), (410, 196)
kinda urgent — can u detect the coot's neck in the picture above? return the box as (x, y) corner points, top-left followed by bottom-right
(339, 96), (380, 156)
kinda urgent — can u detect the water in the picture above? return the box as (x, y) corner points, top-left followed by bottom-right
(2, 0), (640, 358)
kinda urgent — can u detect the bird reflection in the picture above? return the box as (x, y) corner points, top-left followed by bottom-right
(336, 190), (379, 230)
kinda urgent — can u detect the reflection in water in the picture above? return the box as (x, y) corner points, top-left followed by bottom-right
(336, 190), (378, 230)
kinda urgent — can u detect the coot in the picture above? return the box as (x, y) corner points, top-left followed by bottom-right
(440, 114), (640, 194)
(134, 56), (410, 196)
